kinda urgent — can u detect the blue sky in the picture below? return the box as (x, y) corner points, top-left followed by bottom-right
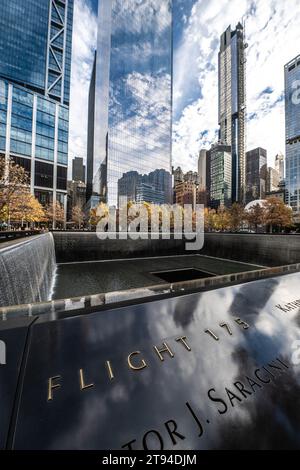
(69, 0), (300, 173)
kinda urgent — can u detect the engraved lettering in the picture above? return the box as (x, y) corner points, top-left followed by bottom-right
(127, 351), (148, 371)
(142, 430), (164, 450)
(164, 419), (186, 445)
(105, 360), (114, 381)
(79, 369), (94, 391)
(245, 376), (262, 392)
(255, 368), (271, 384)
(175, 336), (192, 351)
(207, 388), (228, 414)
(234, 381), (252, 397)
(220, 323), (233, 335)
(185, 402), (204, 436)
(47, 375), (61, 402)
(235, 318), (250, 329)
(205, 329), (219, 341)
(121, 439), (137, 450)
(153, 342), (174, 362)
(225, 387), (242, 407)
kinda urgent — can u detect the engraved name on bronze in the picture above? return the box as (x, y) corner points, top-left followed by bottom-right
(204, 318), (250, 342)
(46, 320), (250, 402)
(276, 299), (300, 313)
(121, 357), (289, 450)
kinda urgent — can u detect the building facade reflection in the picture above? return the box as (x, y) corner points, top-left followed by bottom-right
(285, 54), (300, 216)
(118, 168), (171, 205)
(87, 0), (173, 207)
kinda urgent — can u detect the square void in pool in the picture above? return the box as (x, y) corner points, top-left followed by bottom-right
(151, 268), (215, 283)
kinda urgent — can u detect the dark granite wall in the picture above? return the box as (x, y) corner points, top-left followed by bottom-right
(52, 232), (300, 266)
(201, 233), (300, 266)
(52, 232), (187, 262)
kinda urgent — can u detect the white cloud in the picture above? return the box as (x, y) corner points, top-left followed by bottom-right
(173, 0), (300, 172)
(69, 0), (300, 179)
(112, 0), (171, 35)
(112, 41), (166, 64)
(68, 0), (97, 175)
(111, 71), (172, 157)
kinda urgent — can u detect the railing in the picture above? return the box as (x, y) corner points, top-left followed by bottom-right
(0, 230), (41, 242)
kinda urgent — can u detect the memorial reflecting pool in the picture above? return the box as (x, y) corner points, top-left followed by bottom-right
(52, 255), (262, 300)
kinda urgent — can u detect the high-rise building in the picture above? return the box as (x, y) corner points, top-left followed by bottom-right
(266, 167), (280, 193)
(136, 183), (165, 205)
(117, 168), (171, 206)
(285, 54), (300, 215)
(87, 0), (173, 207)
(209, 144), (232, 209)
(0, 0), (74, 218)
(245, 148), (267, 204)
(174, 181), (202, 210)
(266, 180), (286, 203)
(184, 171), (198, 184)
(118, 171), (141, 203)
(67, 180), (86, 221)
(218, 23), (247, 204)
(275, 152), (285, 181)
(86, 52), (96, 203)
(198, 149), (207, 191)
(206, 149), (211, 207)
(173, 167), (184, 184)
(72, 157), (86, 183)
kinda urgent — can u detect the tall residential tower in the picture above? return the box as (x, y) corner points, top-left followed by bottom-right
(218, 23), (247, 204)
(0, 0), (73, 217)
(87, 0), (173, 207)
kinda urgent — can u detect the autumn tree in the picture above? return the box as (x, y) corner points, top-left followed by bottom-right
(264, 197), (294, 233)
(9, 189), (45, 226)
(204, 208), (210, 231)
(228, 203), (245, 232)
(45, 201), (65, 228)
(0, 157), (29, 219)
(204, 208), (218, 231)
(246, 203), (265, 232)
(71, 205), (85, 228)
(0, 204), (8, 224)
(89, 202), (109, 228)
(28, 196), (45, 224)
(215, 207), (230, 231)
(89, 207), (98, 227)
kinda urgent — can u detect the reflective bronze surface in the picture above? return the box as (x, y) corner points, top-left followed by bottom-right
(0, 317), (34, 449)
(2, 272), (300, 449)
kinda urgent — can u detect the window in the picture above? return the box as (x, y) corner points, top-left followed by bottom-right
(35, 161), (53, 188)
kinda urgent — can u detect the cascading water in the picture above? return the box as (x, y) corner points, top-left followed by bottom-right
(0, 233), (56, 308)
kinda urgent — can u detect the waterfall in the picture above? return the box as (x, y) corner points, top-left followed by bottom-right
(0, 233), (56, 308)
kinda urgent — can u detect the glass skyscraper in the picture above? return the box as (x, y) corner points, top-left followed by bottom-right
(285, 54), (300, 215)
(209, 144), (232, 209)
(245, 147), (267, 204)
(218, 23), (246, 204)
(0, 0), (73, 217)
(87, 0), (173, 207)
